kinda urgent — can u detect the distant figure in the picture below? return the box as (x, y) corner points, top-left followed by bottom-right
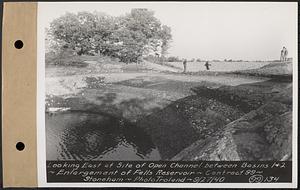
(280, 48), (284, 62)
(205, 61), (211, 70)
(183, 59), (187, 73)
(284, 47), (288, 61)
(280, 47), (288, 62)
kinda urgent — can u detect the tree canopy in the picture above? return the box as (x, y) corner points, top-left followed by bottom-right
(48, 9), (172, 63)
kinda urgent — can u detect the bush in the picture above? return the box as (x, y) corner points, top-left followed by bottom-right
(45, 48), (87, 67)
(167, 56), (181, 62)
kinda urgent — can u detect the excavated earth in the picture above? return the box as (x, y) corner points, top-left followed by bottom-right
(171, 79), (292, 161)
(46, 61), (293, 161)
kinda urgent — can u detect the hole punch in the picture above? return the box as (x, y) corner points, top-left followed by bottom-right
(16, 142), (25, 151)
(14, 40), (24, 49)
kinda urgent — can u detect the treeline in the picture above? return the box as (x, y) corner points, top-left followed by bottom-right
(164, 57), (248, 62)
(47, 9), (172, 63)
(164, 57), (202, 62)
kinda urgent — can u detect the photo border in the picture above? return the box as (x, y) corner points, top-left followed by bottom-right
(36, 2), (298, 188)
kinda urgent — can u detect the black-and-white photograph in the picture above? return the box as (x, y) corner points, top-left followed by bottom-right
(43, 2), (296, 162)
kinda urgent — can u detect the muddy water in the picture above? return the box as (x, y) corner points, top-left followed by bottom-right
(46, 112), (161, 160)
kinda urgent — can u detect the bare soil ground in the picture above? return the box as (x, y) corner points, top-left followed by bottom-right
(164, 61), (271, 72)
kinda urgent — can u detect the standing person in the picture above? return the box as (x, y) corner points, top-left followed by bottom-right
(205, 61), (211, 70)
(280, 47), (285, 62)
(183, 59), (187, 73)
(284, 47), (288, 61)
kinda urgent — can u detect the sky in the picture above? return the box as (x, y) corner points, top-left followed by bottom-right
(39, 2), (297, 61)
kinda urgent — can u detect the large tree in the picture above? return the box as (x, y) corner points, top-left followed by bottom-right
(49, 9), (172, 63)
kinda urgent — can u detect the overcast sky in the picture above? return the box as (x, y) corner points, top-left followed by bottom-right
(39, 2), (297, 61)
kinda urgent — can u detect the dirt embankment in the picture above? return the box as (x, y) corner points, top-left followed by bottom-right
(231, 61), (292, 80)
(137, 94), (246, 159)
(171, 80), (292, 161)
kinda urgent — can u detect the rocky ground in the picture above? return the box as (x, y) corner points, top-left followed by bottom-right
(172, 80), (292, 161)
